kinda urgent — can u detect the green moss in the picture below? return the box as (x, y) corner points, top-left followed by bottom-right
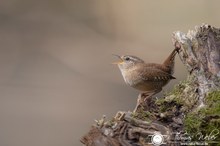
(184, 90), (220, 143)
(184, 112), (203, 134)
(166, 79), (189, 97)
(157, 98), (183, 113)
(132, 109), (153, 122)
(156, 79), (197, 114)
(158, 77), (200, 114)
(205, 90), (220, 106)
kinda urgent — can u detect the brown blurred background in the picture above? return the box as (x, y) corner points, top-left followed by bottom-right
(0, 0), (219, 146)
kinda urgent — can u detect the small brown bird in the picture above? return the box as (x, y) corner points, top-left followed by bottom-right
(113, 47), (179, 111)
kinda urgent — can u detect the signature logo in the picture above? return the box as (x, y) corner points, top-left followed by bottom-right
(196, 129), (219, 141)
(147, 129), (219, 146)
(150, 133), (165, 145)
(149, 132), (167, 146)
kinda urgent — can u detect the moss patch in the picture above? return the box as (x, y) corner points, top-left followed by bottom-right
(156, 78), (199, 114)
(132, 109), (153, 122)
(184, 90), (220, 143)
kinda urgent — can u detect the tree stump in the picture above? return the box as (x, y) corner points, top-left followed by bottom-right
(81, 24), (220, 146)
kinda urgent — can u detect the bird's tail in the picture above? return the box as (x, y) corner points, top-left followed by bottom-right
(162, 47), (180, 75)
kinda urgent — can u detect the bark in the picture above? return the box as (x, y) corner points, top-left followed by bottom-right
(81, 24), (220, 146)
(173, 24), (220, 108)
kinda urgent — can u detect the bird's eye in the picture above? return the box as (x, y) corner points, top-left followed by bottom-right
(125, 57), (130, 61)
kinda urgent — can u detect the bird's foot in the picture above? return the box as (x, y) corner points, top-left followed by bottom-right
(133, 92), (154, 113)
(133, 90), (161, 113)
(142, 92), (156, 102)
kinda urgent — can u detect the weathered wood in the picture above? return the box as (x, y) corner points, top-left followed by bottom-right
(81, 24), (220, 146)
(173, 24), (220, 108)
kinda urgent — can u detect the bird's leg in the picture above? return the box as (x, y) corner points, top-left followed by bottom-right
(133, 91), (155, 113)
(133, 95), (143, 113)
(133, 93), (145, 112)
(133, 89), (162, 113)
(142, 88), (161, 102)
(143, 91), (157, 102)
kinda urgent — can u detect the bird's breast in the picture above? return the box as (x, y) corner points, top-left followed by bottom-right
(120, 68), (142, 87)
(120, 69), (133, 86)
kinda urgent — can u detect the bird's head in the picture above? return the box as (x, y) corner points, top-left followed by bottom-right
(112, 54), (144, 70)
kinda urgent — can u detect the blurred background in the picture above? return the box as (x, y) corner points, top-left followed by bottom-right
(0, 0), (219, 146)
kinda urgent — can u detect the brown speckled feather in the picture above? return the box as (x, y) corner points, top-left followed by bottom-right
(138, 66), (176, 82)
(144, 63), (172, 76)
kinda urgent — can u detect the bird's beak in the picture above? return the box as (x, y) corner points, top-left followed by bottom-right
(112, 54), (124, 64)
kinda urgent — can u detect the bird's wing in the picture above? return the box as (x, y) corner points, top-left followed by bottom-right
(138, 67), (175, 82)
